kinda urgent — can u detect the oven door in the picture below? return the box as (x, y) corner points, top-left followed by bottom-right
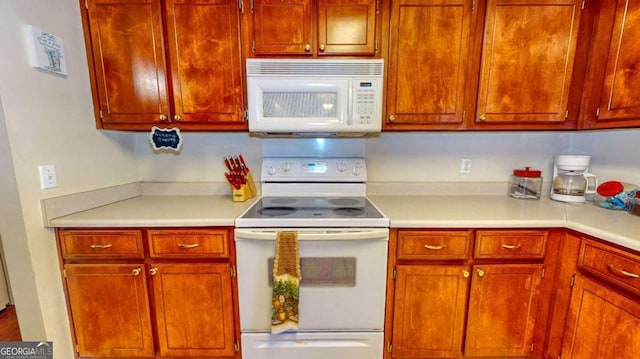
(234, 228), (389, 332)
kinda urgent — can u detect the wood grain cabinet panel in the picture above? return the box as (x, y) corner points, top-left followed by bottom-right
(578, 238), (640, 296)
(65, 264), (154, 357)
(249, 0), (378, 56)
(580, 0), (640, 128)
(59, 229), (144, 259)
(392, 265), (469, 358)
(474, 230), (548, 259)
(397, 230), (472, 260)
(560, 275), (640, 358)
(150, 263), (235, 357)
(147, 229), (229, 258)
(385, 0), (473, 129)
(465, 264), (544, 357)
(475, 0), (582, 126)
(83, 0), (245, 130)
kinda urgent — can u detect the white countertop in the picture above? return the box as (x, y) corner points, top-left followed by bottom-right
(49, 193), (640, 252)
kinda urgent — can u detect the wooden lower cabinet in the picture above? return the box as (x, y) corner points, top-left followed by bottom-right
(388, 229), (550, 358)
(151, 263), (235, 357)
(57, 228), (237, 358)
(465, 264), (543, 357)
(65, 264), (154, 357)
(560, 275), (640, 358)
(392, 265), (470, 358)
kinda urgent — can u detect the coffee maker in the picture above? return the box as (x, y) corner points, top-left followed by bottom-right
(550, 155), (598, 203)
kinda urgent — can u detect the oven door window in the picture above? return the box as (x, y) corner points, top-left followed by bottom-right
(264, 92), (337, 119)
(269, 257), (356, 287)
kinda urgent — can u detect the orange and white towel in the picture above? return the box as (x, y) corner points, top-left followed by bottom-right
(271, 232), (301, 334)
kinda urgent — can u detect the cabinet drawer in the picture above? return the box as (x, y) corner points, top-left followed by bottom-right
(474, 230), (548, 259)
(148, 229), (229, 258)
(578, 238), (640, 295)
(397, 230), (472, 260)
(59, 230), (144, 259)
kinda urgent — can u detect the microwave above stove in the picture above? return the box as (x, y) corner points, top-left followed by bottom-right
(246, 59), (383, 137)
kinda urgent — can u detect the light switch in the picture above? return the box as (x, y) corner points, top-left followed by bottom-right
(38, 164), (58, 189)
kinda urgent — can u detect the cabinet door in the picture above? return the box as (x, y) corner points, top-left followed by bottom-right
(150, 263), (235, 357)
(465, 264), (543, 357)
(86, 0), (169, 125)
(593, 0), (640, 126)
(475, 0), (581, 125)
(252, 0), (313, 55)
(65, 264), (154, 357)
(392, 265), (469, 358)
(317, 0), (377, 55)
(560, 275), (640, 358)
(166, 0), (244, 125)
(386, 0), (473, 129)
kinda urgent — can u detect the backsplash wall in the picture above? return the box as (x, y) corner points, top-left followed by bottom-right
(135, 129), (640, 190)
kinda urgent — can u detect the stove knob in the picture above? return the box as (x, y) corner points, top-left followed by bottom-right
(352, 165), (362, 176)
(337, 162), (347, 172)
(266, 165), (277, 175)
(282, 162), (292, 172)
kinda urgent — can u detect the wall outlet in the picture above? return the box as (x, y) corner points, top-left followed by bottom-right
(38, 164), (58, 189)
(460, 158), (472, 174)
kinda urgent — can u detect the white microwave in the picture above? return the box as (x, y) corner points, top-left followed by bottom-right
(246, 59), (383, 136)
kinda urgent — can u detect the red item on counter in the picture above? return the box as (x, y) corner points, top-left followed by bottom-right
(597, 181), (624, 196)
(513, 167), (542, 177)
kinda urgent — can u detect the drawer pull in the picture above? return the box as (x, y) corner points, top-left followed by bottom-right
(477, 269), (485, 277)
(424, 244), (444, 250)
(607, 264), (639, 279)
(178, 243), (199, 249)
(90, 244), (112, 249)
(149, 267), (158, 276)
(501, 244), (521, 250)
(132, 268), (141, 276)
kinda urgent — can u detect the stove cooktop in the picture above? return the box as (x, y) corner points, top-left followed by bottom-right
(235, 196), (388, 228)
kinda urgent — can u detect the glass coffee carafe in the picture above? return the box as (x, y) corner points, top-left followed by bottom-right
(553, 171), (589, 195)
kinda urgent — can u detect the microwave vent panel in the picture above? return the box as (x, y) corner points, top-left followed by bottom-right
(246, 59), (383, 77)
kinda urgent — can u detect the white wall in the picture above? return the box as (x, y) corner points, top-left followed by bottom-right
(0, 1), (138, 357)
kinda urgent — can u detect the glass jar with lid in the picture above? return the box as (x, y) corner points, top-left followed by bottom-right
(508, 167), (543, 199)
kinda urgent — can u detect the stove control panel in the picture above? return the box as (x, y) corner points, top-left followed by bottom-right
(262, 157), (367, 182)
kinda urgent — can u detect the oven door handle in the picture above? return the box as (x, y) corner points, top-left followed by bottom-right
(234, 228), (388, 241)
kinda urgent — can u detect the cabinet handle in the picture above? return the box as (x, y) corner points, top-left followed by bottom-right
(319, 44), (325, 51)
(132, 268), (142, 276)
(149, 267), (158, 276)
(501, 244), (521, 250)
(304, 44), (311, 52)
(90, 244), (112, 249)
(477, 269), (485, 277)
(478, 114), (486, 121)
(174, 115), (181, 122)
(160, 114), (167, 121)
(607, 264), (639, 279)
(462, 270), (470, 278)
(178, 243), (199, 249)
(389, 114), (396, 122)
(424, 244), (444, 250)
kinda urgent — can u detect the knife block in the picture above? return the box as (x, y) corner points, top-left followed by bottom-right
(231, 172), (257, 202)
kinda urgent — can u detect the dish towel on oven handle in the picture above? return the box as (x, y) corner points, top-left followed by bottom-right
(271, 231), (301, 334)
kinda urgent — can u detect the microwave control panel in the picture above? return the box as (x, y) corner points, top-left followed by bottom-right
(352, 79), (381, 128)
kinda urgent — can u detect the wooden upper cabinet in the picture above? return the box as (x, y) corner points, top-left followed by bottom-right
(83, 0), (245, 130)
(580, 0), (640, 128)
(385, 0), (473, 129)
(249, 0), (378, 56)
(86, 0), (169, 125)
(166, 0), (245, 125)
(473, 0), (582, 128)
